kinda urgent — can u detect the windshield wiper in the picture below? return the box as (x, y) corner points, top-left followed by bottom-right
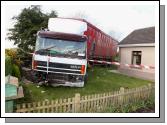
(65, 47), (83, 54)
(36, 45), (57, 53)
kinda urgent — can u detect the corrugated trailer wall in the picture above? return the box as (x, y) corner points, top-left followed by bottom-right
(84, 21), (118, 61)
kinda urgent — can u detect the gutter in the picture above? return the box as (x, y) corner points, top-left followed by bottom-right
(118, 43), (155, 47)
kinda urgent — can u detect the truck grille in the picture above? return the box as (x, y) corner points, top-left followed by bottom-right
(36, 62), (82, 75)
(36, 67), (47, 71)
(49, 68), (80, 74)
(49, 62), (82, 70)
(36, 61), (47, 66)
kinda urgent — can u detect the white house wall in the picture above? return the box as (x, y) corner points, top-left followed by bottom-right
(119, 46), (155, 66)
(119, 46), (155, 80)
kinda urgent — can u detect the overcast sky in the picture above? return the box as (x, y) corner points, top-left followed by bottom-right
(5, 4), (155, 48)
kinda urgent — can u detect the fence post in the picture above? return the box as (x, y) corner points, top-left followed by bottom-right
(148, 83), (152, 97)
(119, 87), (125, 105)
(16, 104), (21, 113)
(74, 93), (80, 113)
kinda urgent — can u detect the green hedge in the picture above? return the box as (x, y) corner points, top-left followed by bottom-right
(12, 64), (21, 79)
(5, 55), (21, 79)
(5, 56), (12, 76)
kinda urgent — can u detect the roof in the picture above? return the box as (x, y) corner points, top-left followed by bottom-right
(119, 27), (155, 45)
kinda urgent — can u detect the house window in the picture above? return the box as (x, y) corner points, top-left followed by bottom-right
(132, 51), (142, 65)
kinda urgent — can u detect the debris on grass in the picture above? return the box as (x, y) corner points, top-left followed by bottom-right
(108, 70), (120, 74)
(108, 70), (113, 72)
(41, 91), (45, 93)
(36, 85), (40, 88)
(22, 78), (32, 84)
(39, 82), (43, 85)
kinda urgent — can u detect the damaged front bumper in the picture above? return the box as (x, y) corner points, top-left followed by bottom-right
(48, 73), (85, 87)
(33, 70), (85, 87)
(50, 81), (84, 87)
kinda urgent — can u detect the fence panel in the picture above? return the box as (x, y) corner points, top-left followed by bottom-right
(15, 84), (154, 113)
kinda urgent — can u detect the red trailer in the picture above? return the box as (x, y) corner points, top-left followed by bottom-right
(83, 19), (118, 61)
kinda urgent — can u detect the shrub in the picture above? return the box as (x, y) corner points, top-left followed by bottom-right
(112, 52), (119, 62)
(5, 48), (23, 66)
(5, 49), (22, 79)
(5, 55), (13, 76)
(5, 49), (17, 59)
(12, 64), (21, 79)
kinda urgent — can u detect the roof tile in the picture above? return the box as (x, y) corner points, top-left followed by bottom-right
(119, 27), (155, 45)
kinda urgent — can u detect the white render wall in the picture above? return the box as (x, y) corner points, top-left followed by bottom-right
(118, 46), (155, 80)
(119, 46), (155, 66)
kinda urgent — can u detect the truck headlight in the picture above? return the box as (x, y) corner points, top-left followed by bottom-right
(81, 65), (85, 74)
(32, 60), (37, 69)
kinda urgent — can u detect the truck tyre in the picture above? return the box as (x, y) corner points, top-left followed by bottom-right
(31, 70), (39, 83)
(84, 73), (88, 84)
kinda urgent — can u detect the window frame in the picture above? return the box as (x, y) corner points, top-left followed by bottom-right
(131, 51), (142, 65)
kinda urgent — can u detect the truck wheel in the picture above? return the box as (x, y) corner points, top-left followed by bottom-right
(31, 70), (39, 83)
(84, 73), (88, 84)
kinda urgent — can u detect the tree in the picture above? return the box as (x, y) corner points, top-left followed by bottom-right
(7, 5), (58, 52)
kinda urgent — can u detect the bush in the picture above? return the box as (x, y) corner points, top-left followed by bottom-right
(112, 53), (119, 62)
(5, 55), (13, 76)
(5, 55), (21, 79)
(5, 49), (22, 79)
(5, 48), (23, 66)
(12, 64), (21, 79)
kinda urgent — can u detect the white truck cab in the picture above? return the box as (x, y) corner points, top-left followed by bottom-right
(32, 18), (88, 87)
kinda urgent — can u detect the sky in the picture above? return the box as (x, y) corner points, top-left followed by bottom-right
(5, 3), (155, 48)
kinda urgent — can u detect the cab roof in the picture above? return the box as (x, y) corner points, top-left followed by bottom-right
(38, 31), (87, 42)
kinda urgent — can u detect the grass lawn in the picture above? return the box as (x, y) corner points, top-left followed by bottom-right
(17, 66), (154, 104)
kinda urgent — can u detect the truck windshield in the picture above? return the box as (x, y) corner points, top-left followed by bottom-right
(35, 36), (86, 58)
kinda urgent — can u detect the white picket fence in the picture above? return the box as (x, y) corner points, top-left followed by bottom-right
(16, 84), (154, 113)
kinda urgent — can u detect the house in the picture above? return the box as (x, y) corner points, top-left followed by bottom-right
(118, 27), (155, 81)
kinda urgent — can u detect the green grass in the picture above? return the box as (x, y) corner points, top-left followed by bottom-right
(17, 66), (153, 104)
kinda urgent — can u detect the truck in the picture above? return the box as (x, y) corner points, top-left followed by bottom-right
(32, 18), (118, 87)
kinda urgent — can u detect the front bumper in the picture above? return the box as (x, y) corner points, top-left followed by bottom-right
(50, 81), (84, 87)
(33, 70), (85, 87)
